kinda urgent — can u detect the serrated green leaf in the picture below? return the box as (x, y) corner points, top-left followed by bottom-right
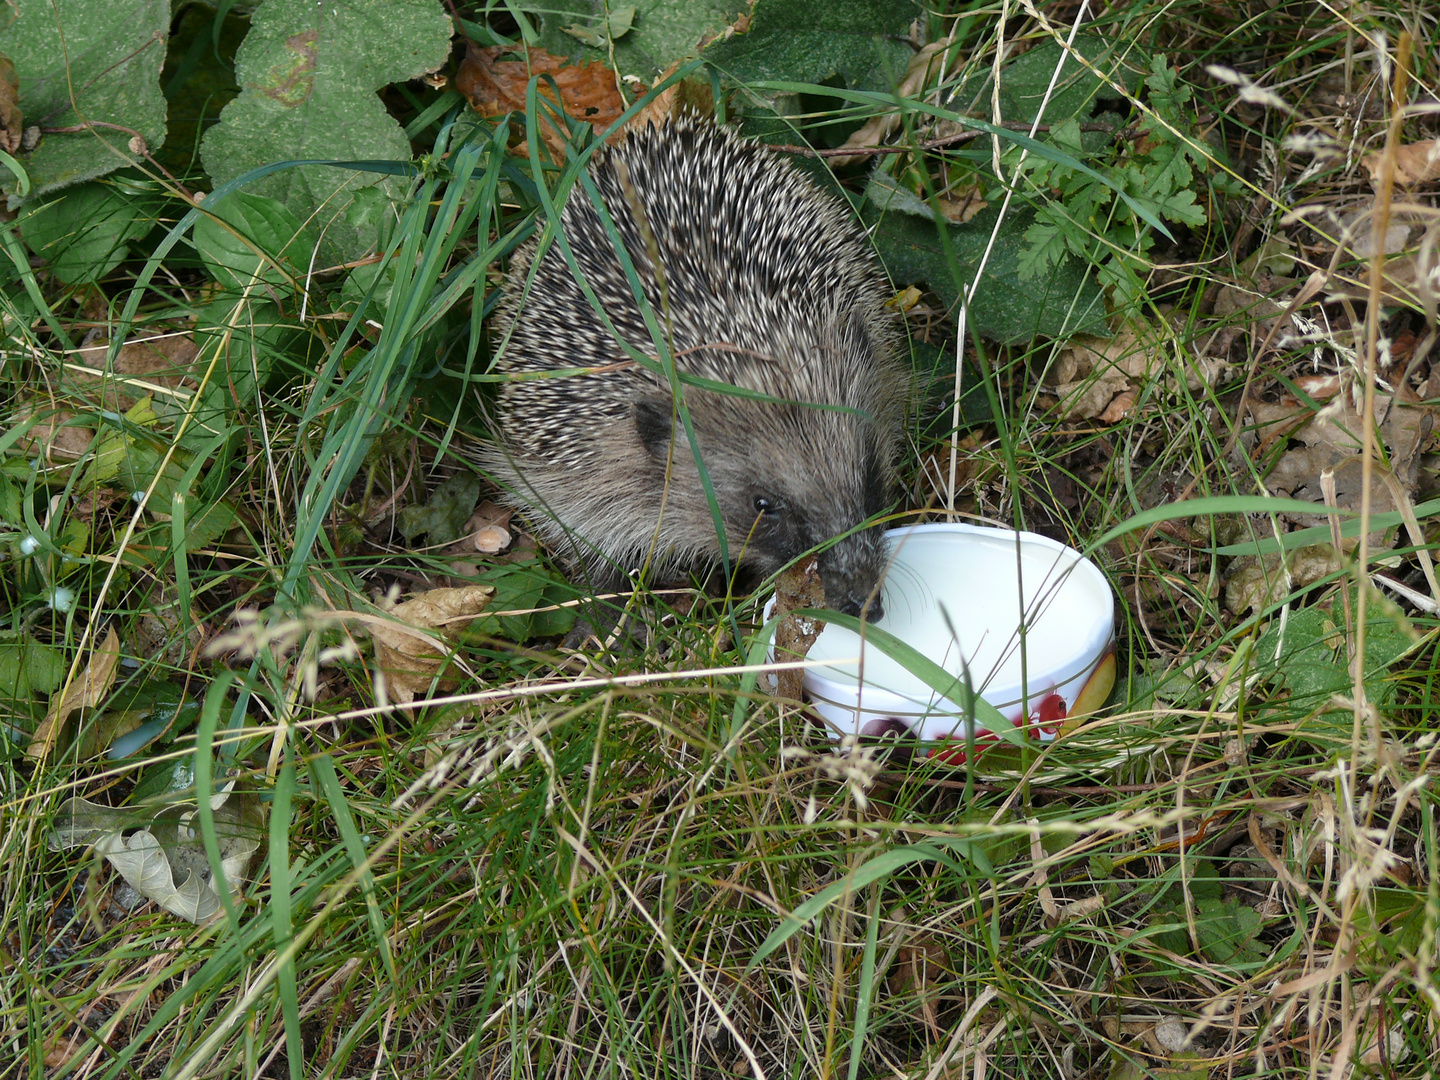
(1149, 187), (1206, 228)
(1017, 221), (1062, 279)
(865, 203), (1106, 343)
(0, 631), (67, 700)
(17, 181), (161, 283)
(199, 0), (452, 264)
(0, 0), (168, 202)
(1143, 52), (1191, 114)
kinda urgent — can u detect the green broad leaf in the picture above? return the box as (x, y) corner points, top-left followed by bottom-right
(193, 191), (311, 294)
(114, 450), (188, 509)
(1252, 601), (1421, 683)
(0, 0), (168, 203)
(1251, 598), (1421, 747)
(559, 5), (636, 48)
(0, 473), (23, 524)
(703, 0), (917, 100)
(0, 631), (67, 700)
(986, 33), (1144, 126)
(194, 298), (305, 404)
(178, 499), (239, 553)
(199, 0), (453, 264)
(17, 181), (161, 283)
(865, 200), (1107, 343)
(396, 472), (481, 546)
(81, 396), (159, 489)
(339, 257), (400, 315)
(465, 560), (579, 643)
(1192, 897), (1267, 965)
(528, 0), (742, 86)
(1353, 888), (1427, 962)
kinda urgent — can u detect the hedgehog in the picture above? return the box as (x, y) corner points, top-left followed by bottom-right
(483, 117), (909, 624)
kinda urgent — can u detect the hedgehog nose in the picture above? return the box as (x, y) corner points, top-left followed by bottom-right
(835, 594), (884, 623)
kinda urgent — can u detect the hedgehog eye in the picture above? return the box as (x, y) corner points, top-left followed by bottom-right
(754, 496), (779, 517)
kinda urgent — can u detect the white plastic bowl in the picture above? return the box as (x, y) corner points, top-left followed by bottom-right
(771, 523), (1115, 755)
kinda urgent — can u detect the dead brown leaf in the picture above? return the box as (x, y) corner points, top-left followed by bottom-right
(1362, 138), (1440, 188)
(1224, 546), (1343, 615)
(886, 933), (948, 1035)
(456, 44), (629, 161)
(830, 38), (957, 167)
(0, 53), (21, 154)
(1048, 334), (1134, 423)
(27, 627), (122, 762)
(1098, 388), (1137, 424)
(369, 585), (495, 703)
(1212, 281), (1294, 321)
(1319, 205), (1438, 309)
(72, 333), (203, 412)
(936, 181), (988, 224)
(630, 61), (713, 130)
(9, 401), (95, 462)
(1048, 326), (1160, 421)
(1255, 391), (1436, 547)
(44, 1028), (89, 1070)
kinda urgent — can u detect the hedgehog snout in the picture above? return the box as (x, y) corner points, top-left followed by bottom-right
(818, 527), (889, 623)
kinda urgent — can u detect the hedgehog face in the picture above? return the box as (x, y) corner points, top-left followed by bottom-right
(634, 387), (895, 620)
(707, 420), (893, 622)
(724, 485), (889, 621)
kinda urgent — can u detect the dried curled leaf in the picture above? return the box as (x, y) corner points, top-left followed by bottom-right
(1362, 139), (1440, 189)
(49, 788), (264, 924)
(456, 44), (629, 160)
(27, 627), (121, 762)
(369, 585), (495, 703)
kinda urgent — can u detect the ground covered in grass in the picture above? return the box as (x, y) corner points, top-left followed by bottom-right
(2, 0), (1438, 1077)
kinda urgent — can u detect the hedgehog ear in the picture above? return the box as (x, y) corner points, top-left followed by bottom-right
(845, 307), (875, 357)
(633, 396), (675, 460)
